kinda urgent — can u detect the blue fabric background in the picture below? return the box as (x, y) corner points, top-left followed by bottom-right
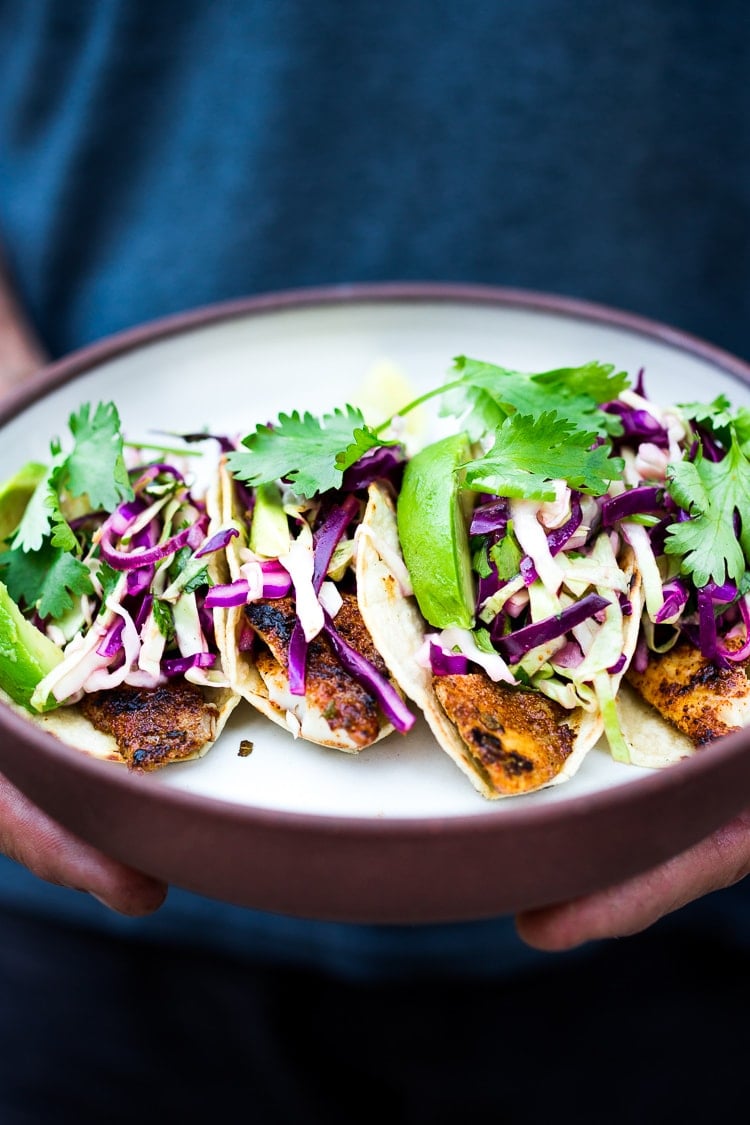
(0, 1), (748, 358)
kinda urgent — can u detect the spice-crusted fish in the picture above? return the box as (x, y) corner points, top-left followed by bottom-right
(432, 673), (578, 796)
(245, 594), (391, 751)
(625, 638), (750, 746)
(355, 483), (610, 798)
(217, 461), (408, 751)
(79, 682), (223, 770)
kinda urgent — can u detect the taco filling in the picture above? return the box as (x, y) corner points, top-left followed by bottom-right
(0, 404), (239, 769)
(214, 416), (415, 752)
(601, 375), (750, 748)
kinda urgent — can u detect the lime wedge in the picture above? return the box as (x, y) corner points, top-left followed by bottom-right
(397, 433), (475, 629)
(0, 581), (63, 711)
(0, 461), (46, 545)
(353, 359), (426, 440)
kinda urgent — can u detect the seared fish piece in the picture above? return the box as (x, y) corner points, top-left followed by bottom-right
(625, 638), (750, 746)
(80, 681), (221, 770)
(432, 673), (577, 796)
(245, 594), (390, 751)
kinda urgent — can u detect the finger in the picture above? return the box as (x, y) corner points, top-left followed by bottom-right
(0, 773), (167, 916)
(515, 808), (750, 951)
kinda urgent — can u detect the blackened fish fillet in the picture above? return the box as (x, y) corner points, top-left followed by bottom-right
(433, 673), (576, 795)
(245, 594), (390, 749)
(80, 681), (220, 770)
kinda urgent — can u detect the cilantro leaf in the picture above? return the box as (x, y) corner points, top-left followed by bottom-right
(226, 405), (394, 498)
(679, 395), (734, 431)
(11, 402), (132, 554)
(0, 542), (93, 620)
(11, 454), (66, 553)
(680, 396), (750, 460)
(731, 408), (750, 456)
(461, 412), (623, 500)
(439, 358), (510, 439)
(664, 437), (750, 586)
(440, 357), (628, 441)
(65, 402), (132, 510)
(152, 598), (175, 642)
(489, 527), (523, 580)
(183, 565), (210, 594)
(334, 425), (389, 473)
(96, 561), (122, 611)
(532, 362), (630, 403)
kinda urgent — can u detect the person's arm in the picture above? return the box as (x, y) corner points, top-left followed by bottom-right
(515, 810), (750, 950)
(0, 251), (47, 396)
(0, 256), (167, 915)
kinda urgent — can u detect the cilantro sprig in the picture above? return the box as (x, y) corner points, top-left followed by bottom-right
(437, 357), (629, 441)
(225, 358), (627, 500)
(0, 542), (95, 621)
(226, 405), (396, 498)
(0, 402), (132, 619)
(680, 395), (750, 457)
(665, 434), (750, 587)
(460, 411), (624, 500)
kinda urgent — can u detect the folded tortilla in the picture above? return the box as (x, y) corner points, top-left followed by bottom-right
(0, 681), (240, 768)
(216, 468), (396, 752)
(0, 472), (240, 770)
(356, 482), (649, 798)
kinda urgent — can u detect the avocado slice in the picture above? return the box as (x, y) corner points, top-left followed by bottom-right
(397, 433), (476, 630)
(0, 582), (63, 712)
(249, 481), (291, 558)
(0, 461), (47, 546)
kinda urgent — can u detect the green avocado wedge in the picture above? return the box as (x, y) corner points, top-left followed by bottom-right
(397, 433), (476, 630)
(249, 480), (291, 557)
(0, 461), (47, 546)
(0, 582), (63, 711)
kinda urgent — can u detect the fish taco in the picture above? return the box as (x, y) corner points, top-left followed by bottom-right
(211, 407), (415, 752)
(357, 476), (642, 799)
(357, 356), (750, 794)
(0, 404), (240, 769)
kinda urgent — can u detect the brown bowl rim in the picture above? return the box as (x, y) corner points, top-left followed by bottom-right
(1, 280), (749, 850)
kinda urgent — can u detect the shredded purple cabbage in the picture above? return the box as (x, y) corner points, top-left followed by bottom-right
(341, 446), (405, 492)
(204, 580), (250, 608)
(162, 652), (216, 677)
(312, 495), (360, 589)
(131, 462), (186, 487)
(96, 619), (125, 658)
(134, 595), (153, 632)
(195, 527), (240, 558)
(288, 494), (360, 695)
(476, 563), (502, 608)
(653, 577), (690, 624)
(720, 597), (750, 662)
(260, 563), (293, 598)
(697, 587), (727, 668)
(470, 499), (509, 537)
(237, 621), (257, 654)
(519, 555), (538, 586)
(494, 593), (611, 664)
(546, 494), (583, 554)
(108, 499), (147, 537)
(602, 402), (669, 448)
(287, 619), (311, 696)
(322, 613), (415, 732)
(99, 513), (208, 571)
(430, 643), (470, 676)
(601, 486), (664, 527)
(693, 423), (725, 463)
